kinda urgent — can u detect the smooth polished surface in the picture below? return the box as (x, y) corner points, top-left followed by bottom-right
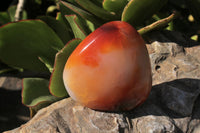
(63, 21), (152, 111)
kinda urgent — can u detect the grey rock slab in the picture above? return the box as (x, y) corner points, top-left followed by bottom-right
(4, 98), (130, 133)
(132, 115), (176, 133)
(192, 124), (200, 133)
(3, 98), (178, 133)
(0, 77), (22, 90)
(159, 79), (200, 116)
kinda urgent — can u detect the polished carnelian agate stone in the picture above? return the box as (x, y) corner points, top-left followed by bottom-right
(63, 21), (152, 111)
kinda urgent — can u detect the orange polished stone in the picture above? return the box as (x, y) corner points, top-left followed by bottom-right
(63, 21), (152, 111)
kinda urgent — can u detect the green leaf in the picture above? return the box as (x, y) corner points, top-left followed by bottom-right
(22, 78), (52, 106)
(75, 0), (118, 20)
(38, 16), (72, 44)
(59, 2), (97, 36)
(0, 20), (64, 72)
(59, 1), (97, 35)
(60, 1), (104, 26)
(65, 15), (87, 40)
(0, 12), (11, 25)
(86, 20), (96, 32)
(102, 0), (128, 14)
(8, 5), (27, 22)
(27, 95), (59, 108)
(121, 0), (168, 27)
(22, 78), (61, 117)
(49, 39), (82, 97)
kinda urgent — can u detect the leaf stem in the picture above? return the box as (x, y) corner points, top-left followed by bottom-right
(0, 68), (14, 74)
(14, 0), (25, 21)
(138, 12), (178, 35)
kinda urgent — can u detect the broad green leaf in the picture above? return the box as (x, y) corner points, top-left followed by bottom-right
(0, 12), (10, 25)
(27, 95), (59, 108)
(0, 20), (64, 72)
(38, 16), (72, 44)
(60, 1), (103, 26)
(22, 78), (61, 117)
(103, 0), (128, 14)
(75, 0), (118, 20)
(22, 78), (60, 106)
(65, 15), (87, 40)
(121, 0), (168, 27)
(8, 5), (27, 22)
(49, 39), (82, 97)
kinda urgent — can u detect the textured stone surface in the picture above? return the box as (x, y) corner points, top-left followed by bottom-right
(193, 124), (200, 133)
(4, 31), (200, 133)
(0, 77), (22, 90)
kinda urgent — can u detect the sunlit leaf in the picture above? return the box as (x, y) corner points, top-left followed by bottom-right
(75, 0), (118, 20)
(103, 0), (128, 14)
(60, 1), (103, 26)
(65, 15), (87, 40)
(121, 0), (168, 27)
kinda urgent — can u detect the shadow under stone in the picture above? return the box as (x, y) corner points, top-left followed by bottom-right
(0, 88), (30, 132)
